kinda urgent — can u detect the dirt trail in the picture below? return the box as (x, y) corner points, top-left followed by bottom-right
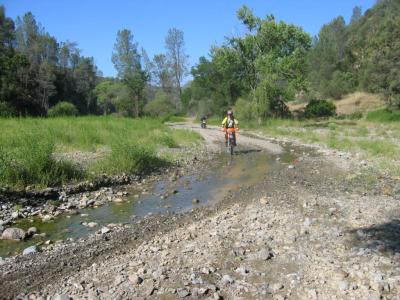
(171, 123), (283, 154)
(2, 126), (400, 299)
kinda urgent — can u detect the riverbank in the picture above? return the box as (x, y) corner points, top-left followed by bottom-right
(2, 128), (399, 299)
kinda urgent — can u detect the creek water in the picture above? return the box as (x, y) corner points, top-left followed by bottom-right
(0, 147), (299, 257)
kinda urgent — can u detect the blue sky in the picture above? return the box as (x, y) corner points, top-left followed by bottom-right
(1, 0), (375, 78)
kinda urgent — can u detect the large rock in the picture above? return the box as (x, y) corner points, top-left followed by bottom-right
(1, 227), (26, 240)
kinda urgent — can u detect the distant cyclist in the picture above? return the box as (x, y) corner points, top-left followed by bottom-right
(221, 110), (239, 146)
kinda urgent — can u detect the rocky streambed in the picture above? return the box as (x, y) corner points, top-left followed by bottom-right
(1, 125), (400, 299)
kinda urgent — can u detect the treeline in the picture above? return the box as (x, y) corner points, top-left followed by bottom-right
(185, 0), (400, 120)
(0, 6), (189, 117)
(308, 0), (400, 107)
(0, 7), (98, 116)
(1, 0), (399, 119)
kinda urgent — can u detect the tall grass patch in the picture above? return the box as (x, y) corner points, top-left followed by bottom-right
(0, 133), (82, 188)
(0, 116), (201, 189)
(90, 141), (166, 175)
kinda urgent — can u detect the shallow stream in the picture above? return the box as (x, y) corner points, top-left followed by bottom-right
(0, 146), (300, 257)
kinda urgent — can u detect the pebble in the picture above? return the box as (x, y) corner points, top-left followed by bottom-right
(87, 222), (98, 228)
(100, 227), (110, 234)
(338, 280), (349, 291)
(53, 294), (70, 300)
(177, 288), (190, 298)
(23, 245), (38, 255)
(128, 274), (143, 285)
(222, 274), (235, 284)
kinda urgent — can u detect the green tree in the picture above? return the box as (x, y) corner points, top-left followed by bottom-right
(234, 6), (311, 118)
(94, 81), (118, 115)
(350, 6), (363, 24)
(144, 91), (175, 117)
(112, 29), (148, 117)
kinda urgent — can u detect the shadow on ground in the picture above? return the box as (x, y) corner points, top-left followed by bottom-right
(349, 219), (400, 255)
(233, 149), (262, 155)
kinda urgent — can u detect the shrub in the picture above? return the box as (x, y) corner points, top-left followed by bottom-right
(304, 99), (336, 118)
(48, 102), (78, 117)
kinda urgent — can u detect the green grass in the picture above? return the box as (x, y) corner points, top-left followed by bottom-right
(240, 116), (400, 176)
(0, 116), (202, 189)
(366, 109), (400, 122)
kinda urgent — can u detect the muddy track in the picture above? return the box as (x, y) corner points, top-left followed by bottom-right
(1, 126), (400, 299)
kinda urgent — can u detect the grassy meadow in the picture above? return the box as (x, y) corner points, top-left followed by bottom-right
(0, 117), (201, 189)
(246, 110), (400, 176)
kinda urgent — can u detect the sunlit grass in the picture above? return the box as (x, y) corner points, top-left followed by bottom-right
(0, 116), (202, 189)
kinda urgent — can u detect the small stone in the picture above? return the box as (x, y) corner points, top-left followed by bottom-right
(11, 211), (19, 219)
(142, 280), (155, 296)
(42, 215), (53, 222)
(101, 227), (110, 234)
(192, 198), (200, 204)
(27, 227), (38, 236)
(177, 288), (190, 298)
(222, 274), (235, 284)
(128, 274), (143, 285)
(53, 294), (70, 300)
(258, 249), (274, 260)
(271, 283), (284, 292)
(213, 292), (222, 300)
(235, 266), (249, 275)
(338, 281), (349, 291)
(288, 165), (295, 169)
(23, 245), (38, 255)
(113, 198), (124, 203)
(87, 222), (98, 228)
(259, 197), (269, 205)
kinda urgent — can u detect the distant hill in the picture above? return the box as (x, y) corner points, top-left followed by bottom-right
(308, 0), (400, 109)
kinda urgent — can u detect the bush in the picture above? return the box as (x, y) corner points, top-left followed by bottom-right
(304, 99), (336, 118)
(48, 102), (78, 117)
(0, 102), (17, 117)
(366, 109), (400, 122)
